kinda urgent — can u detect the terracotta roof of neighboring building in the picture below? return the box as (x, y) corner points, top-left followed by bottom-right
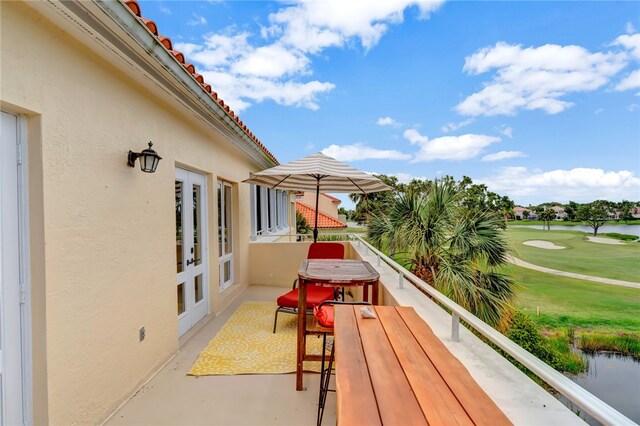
(123, 0), (277, 164)
(296, 201), (347, 229)
(321, 193), (342, 203)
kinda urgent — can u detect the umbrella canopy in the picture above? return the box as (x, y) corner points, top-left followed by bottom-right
(243, 152), (392, 241)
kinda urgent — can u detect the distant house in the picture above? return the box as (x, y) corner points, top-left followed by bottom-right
(295, 192), (347, 229)
(550, 205), (567, 220)
(514, 206), (538, 220)
(632, 206), (640, 219)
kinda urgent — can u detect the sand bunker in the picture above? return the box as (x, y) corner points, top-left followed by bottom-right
(586, 236), (625, 245)
(523, 240), (565, 249)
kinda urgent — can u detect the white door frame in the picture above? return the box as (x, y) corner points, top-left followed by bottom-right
(1, 111), (32, 426)
(217, 181), (234, 291)
(175, 168), (209, 337)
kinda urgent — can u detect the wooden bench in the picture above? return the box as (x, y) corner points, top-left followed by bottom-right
(334, 305), (513, 426)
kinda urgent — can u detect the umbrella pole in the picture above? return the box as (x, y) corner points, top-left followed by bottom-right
(313, 178), (320, 243)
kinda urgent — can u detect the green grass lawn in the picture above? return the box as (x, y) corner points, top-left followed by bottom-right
(506, 227), (640, 282)
(509, 265), (640, 334)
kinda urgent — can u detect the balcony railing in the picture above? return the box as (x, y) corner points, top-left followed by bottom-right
(252, 233), (635, 426)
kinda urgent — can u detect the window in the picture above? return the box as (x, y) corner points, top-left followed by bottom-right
(250, 185), (289, 239)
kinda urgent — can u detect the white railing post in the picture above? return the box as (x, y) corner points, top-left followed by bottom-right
(398, 272), (404, 289)
(451, 313), (460, 342)
(377, 254), (381, 266)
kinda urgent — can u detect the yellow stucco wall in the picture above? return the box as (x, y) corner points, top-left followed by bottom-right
(1, 2), (263, 423)
(248, 241), (352, 286)
(298, 192), (340, 219)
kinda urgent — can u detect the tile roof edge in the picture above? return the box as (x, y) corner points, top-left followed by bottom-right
(295, 201), (347, 228)
(120, 0), (278, 165)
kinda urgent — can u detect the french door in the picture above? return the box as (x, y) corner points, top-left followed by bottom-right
(217, 181), (234, 291)
(175, 169), (209, 337)
(1, 111), (27, 425)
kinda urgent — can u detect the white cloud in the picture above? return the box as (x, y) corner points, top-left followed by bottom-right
(377, 116), (401, 126)
(441, 118), (474, 132)
(629, 103), (639, 112)
(615, 69), (640, 92)
(159, 6), (171, 15)
(176, 33), (251, 68)
(481, 151), (526, 162)
(200, 70), (335, 111)
(231, 45), (310, 78)
(594, 108), (604, 114)
(176, 33), (334, 112)
(174, 1), (445, 113)
(626, 22), (637, 34)
(321, 143), (411, 161)
(479, 167), (640, 203)
(391, 172), (428, 184)
(613, 33), (640, 60)
(266, 0), (445, 54)
(404, 129), (501, 162)
(188, 13), (207, 26)
(456, 42), (628, 116)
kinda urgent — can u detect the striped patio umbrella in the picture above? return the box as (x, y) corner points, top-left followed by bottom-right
(243, 152), (392, 242)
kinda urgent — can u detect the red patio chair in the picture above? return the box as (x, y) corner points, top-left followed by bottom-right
(272, 242), (344, 333)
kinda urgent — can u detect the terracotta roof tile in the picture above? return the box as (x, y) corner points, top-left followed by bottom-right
(183, 62), (195, 73)
(140, 17), (158, 35)
(158, 35), (172, 50)
(123, 0), (278, 164)
(296, 202), (347, 229)
(125, 0), (141, 16)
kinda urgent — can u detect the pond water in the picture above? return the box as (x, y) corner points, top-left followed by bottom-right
(514, 224), (640, 237)
(559, 352), (640, 425)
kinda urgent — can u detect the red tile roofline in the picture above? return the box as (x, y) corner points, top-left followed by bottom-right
(122, 0), (278, 164)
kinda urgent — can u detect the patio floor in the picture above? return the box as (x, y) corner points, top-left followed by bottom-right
(106, 286), (335, 425)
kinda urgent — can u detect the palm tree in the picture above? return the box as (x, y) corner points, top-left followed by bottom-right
(368, 179), (516, 326)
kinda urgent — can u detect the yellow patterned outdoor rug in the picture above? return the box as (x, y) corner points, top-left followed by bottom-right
(189, 301), (327, 376)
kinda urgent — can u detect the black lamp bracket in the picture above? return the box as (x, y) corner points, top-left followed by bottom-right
(127, 150), (140, 167)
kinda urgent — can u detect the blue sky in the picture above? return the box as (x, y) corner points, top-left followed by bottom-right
(139, 0), (640, 208)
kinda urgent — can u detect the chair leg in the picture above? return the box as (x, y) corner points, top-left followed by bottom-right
(273, 309), (279, 334)
(318, 336), (335, 426)
(317, 333), (327, 426)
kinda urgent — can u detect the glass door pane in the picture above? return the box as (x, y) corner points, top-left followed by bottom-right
(193, 184), (202, 266)
(217, 183), (223, 255)
(175, 181), (184, 273)
(224, 184), (232, 255)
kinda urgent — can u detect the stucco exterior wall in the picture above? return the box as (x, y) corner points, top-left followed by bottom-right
(1, 2), (262, 423)
(298, 192), (340, 219)
(248, 241), (352, 287)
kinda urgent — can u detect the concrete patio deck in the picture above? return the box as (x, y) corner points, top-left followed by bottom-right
(106, 286), (335, 425)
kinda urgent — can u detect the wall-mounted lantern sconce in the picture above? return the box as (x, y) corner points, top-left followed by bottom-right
(128, 142), (162, 173)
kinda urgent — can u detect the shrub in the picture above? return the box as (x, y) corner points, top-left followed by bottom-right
(296, 211), (311, 235)
(507, 311), (561, 369)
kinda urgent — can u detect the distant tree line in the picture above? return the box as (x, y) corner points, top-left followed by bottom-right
(347, 174), (515, 225)
(517, 199), (639, 235)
